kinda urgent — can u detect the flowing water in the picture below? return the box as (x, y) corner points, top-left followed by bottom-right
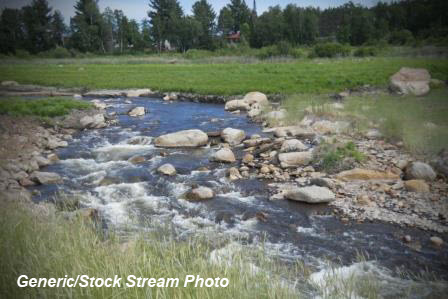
(31, 97), (447, 297)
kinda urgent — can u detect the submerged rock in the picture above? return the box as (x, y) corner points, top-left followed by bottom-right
(30, 171), (62, 185)
(155, 129), (208, 148)
(157, 163), (176, 176)
(128, 156), (146, 164)
(221, 128), (245, 145)
(285, 186), (335, 204)
(405, 162), (436, 181)
(186, 186), (214, 201)
(212, 148), (236, 163)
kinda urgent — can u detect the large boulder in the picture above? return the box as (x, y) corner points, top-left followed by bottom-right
(405, 162), (436, 181)
(80, 114), (107, 129)
(30, 171), (62, 185)
(280, 139), (307, 152)
(212, 148), (236, 163)
(225, 99), (250, 111)
(157, 163), (176, 176)
(128, 107), (146, 117)
(336, 168), (400, 181)
(285, 186), (335, 204)
(243, 91), (269, 106)
(155, 129), (208, 148)
(186, 186), (214, 201)
(389, 67), (431, 96)
(278, 151), (312, 168)
(125, 89), (151, 97)
(221, 128), (246, 145)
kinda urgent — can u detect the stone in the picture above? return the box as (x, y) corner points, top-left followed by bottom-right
(228, 167), (242, 181)
(221, 128), (245, 145)
(84, 90), (124, 98)
(212, 148), (236, 163)
(278, 151), (312, 168)
(91, 100), (107, 110)
(30, 171), (62, 184)
(243, 91), (269, 106)
(310, 177), (335, 189)
(1, 80), (19, 86)
(33, 155), (51, 167)
(157, 163), (176, 176)
(312, 120), (348, 135)
(242, 153), (254, 163)
(403, 235), (412, 243)
(430, 236), (443, 247)
(73, 94), (82, 99)
(260, 165), (271, 174)
(80, 114), (106, 129)
(155, 129), (208, 148)
(336, 168), (400, 181)
(19, 178), (35, 186)
(405, 162), (436, 181)
(357, 194), (375, 207)
(125, 89), (151, 97)
(47, 153), (59, 163)
(186, 186), (214, 201)
(389, 67), (431, 96)
(273, 126), (315, 139)
(280, 139), (307, 152)
(225, 99), (250, 111)
(285, 186), (335, 204)
(247, 105), (262, 118)
(404, 180), (430, 192)
(128, 106), (146, 117)
(126, 136), (152, 145)
(128, 156), (145, 164)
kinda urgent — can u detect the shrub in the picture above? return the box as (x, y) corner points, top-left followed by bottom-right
(354, 47), (378, 57)
(389, 30), (414, 45)
(14, 49), (32, 59)
(183, 49), (215, 60)
(311, 43), (351, 58)
(313, 141), (364, 173)
(38, 47), (72, 59)
(256, 46), (278, 59)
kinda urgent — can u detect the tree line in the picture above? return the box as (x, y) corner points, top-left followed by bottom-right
(0, 0), (447, 56)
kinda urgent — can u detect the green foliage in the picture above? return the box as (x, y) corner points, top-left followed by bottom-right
(389, 30), (414, 46)
(311, 43), (351, 58)
(314, 141), (364, 173)
(354, 47), (378, 57)
(38, 47), (72, 58)
(0, 97), (92, 117)
(14, 49), (32, 59)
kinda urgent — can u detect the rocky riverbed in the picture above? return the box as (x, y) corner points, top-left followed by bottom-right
(1, 85), (447, 296)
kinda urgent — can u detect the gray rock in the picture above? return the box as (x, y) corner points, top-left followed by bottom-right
(30, 171), (62, 184)
(221, 128), (245, 145)
(285, 186), (335, 204)
(389, 67), (431, 96)
(157, 164), (176, 176)
(225, 99), (250, 111)
(212, 148), (236, 163)
(80, 114), (106, 129)
(186, 186), (214, 201)
(128, 106), (146, 117)
(405, 162), (437, 181)
(155, 129), (208, 148)
(280, 139), (307, 152)
(125, 89), (151, 97)
(278, 151), (312, 168)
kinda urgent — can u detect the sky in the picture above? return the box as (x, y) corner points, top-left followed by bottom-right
(0, 0), (377, 23)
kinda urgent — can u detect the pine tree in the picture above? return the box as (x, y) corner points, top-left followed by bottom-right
(22, 0), (53, 53)
(51, 10), (66, 47)
(192, 0), (216, 49)
(148, 0), (183, 52)
(0, 8), (24, 54)
(70, 0), (105, 52)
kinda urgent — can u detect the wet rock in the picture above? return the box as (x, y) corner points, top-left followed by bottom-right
(126, 136), (152, 145)
(128, 106), (146, 117)
(19, 177), (35, 186)
(128, 156), (145, 164)
(157, 163), (176, 176)
(280, 139), (307, 152)
(278, 151), (312, 168)
(212, 148), (236, 163)
(125, 89), (151, 97)
(155, 129), (208, 148)
(221, 128), (245, 145)
(336, 168), (400, 181)
(242, 153), (254, 163)
(405, 162), (437, 181)
(404, 180), (430, 193)
(430, 236), (443, 247)
(186, 186), (214, 201)
(30, 171), (62, 185)
(47, 137), (68, 149)
(33, 155), (51, 167)
(227, 167), (242, 180)
(225, 99), (250, 111)
(403, 235), (412, 243)
(80, 114), (107, 129)
(285, 186), (335, 204)
(91, 100), (107, 110)
(390, 67), (431, 96)
(47, 153), (59, 163)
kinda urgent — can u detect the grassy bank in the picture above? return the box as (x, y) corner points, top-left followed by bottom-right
(0, 57), (447, 95)
(283, 89), (448, 157)
(0, 97), (92, 117)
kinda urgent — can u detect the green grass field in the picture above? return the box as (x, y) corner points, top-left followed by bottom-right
(0, 57), (447, 95)
(0, 97), (92, 117)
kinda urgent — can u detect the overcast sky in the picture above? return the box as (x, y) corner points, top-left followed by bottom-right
(0, 0), (377, 23)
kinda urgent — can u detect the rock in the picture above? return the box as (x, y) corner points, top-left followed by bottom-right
(357, 194), (375, 207)
(0, 189), (32, 202)
(389, 67), (431, 96)
(312, 120), (349, 135)
(33, 155), (51, 167)
(30, 171), (62, 184)
(186, 186), (214, 201)
(125, 89), (151, 97)
(365, 129), (383, 139)
(280, 139), (307, 152)
(278, 151), (312, 168)
(73, 94), (82, 99)
(404, 180), (430, 192)
(310, 177), (335, 189)
(430, 236), (443, 247)
(19, 178), (35, 186)
(405, 162), (436, 181)
(1, 80), (19, 86)
(403, 235), (412, 243)
(260, 165), (271, 174)
(157, 163), (176, 176)
(212, 148), (236, 163)
(128, 106), (146, 117)
(78, 208), (99, 222)
(221, 128), (245, 145)
(247, 105), (262, 118)
(80, 114), (106, 129)
(47, 153), (59, 163)
(242, 153), (254, 163)
(265, 110), (287, 123)
(84, 90), (124, 98)
(336, 168), (400, 181)
(285, 186), (335, 204)
(91, 100), (107, 110)
(431, 149), (448, 178)
(155, 129), (208, 148)
(225, 99), (250, 111)
(47, 137), (68, 149)
(163, 92), (178, 101)
(243, 91), (269, 106)
(273, 126), (315, 139)
(128, 156), (145, 164)
(126, 136), (152, 145)
(228, 167), (242, 181)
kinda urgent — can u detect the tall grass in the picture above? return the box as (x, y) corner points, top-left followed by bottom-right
(0, 97), (92, 117)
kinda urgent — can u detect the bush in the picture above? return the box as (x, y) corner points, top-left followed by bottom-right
(38, 47), (72, 59)
(255, 42), (302, 60)
(354, 47), (378, 57)
(313, 141), (364, 173)
(256, 46), (278, 59)
(14, 49), (32, 59)
(183, 49), (215, 60)
(389, 30), (414, 45)
(311, 43), (351, 58)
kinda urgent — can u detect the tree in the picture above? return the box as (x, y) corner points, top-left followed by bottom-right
(252, 5), (285, 47)
(228, 0), (251, 32)
(148, 0), (183, 52)
(177, 16), (201, 52)
(22, 0), (53, 53)
(217, 7), (233, 36)
(0, 8), (24, 54)
(70, 0), (105, 53)
(192, 0), (216, 49)
(141, 19), (153, 50)
(51, 10), (66, 47)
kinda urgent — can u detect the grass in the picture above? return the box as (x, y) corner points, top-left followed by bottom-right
(282, 89), (448, 157)
(313, 141), (365, 173)
(0, 97), (92, 117)
(0, 201), (300, 298)
(0, 57), (447, 95)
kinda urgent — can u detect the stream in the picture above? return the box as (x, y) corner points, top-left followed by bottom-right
(30, 96), (448, 297)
